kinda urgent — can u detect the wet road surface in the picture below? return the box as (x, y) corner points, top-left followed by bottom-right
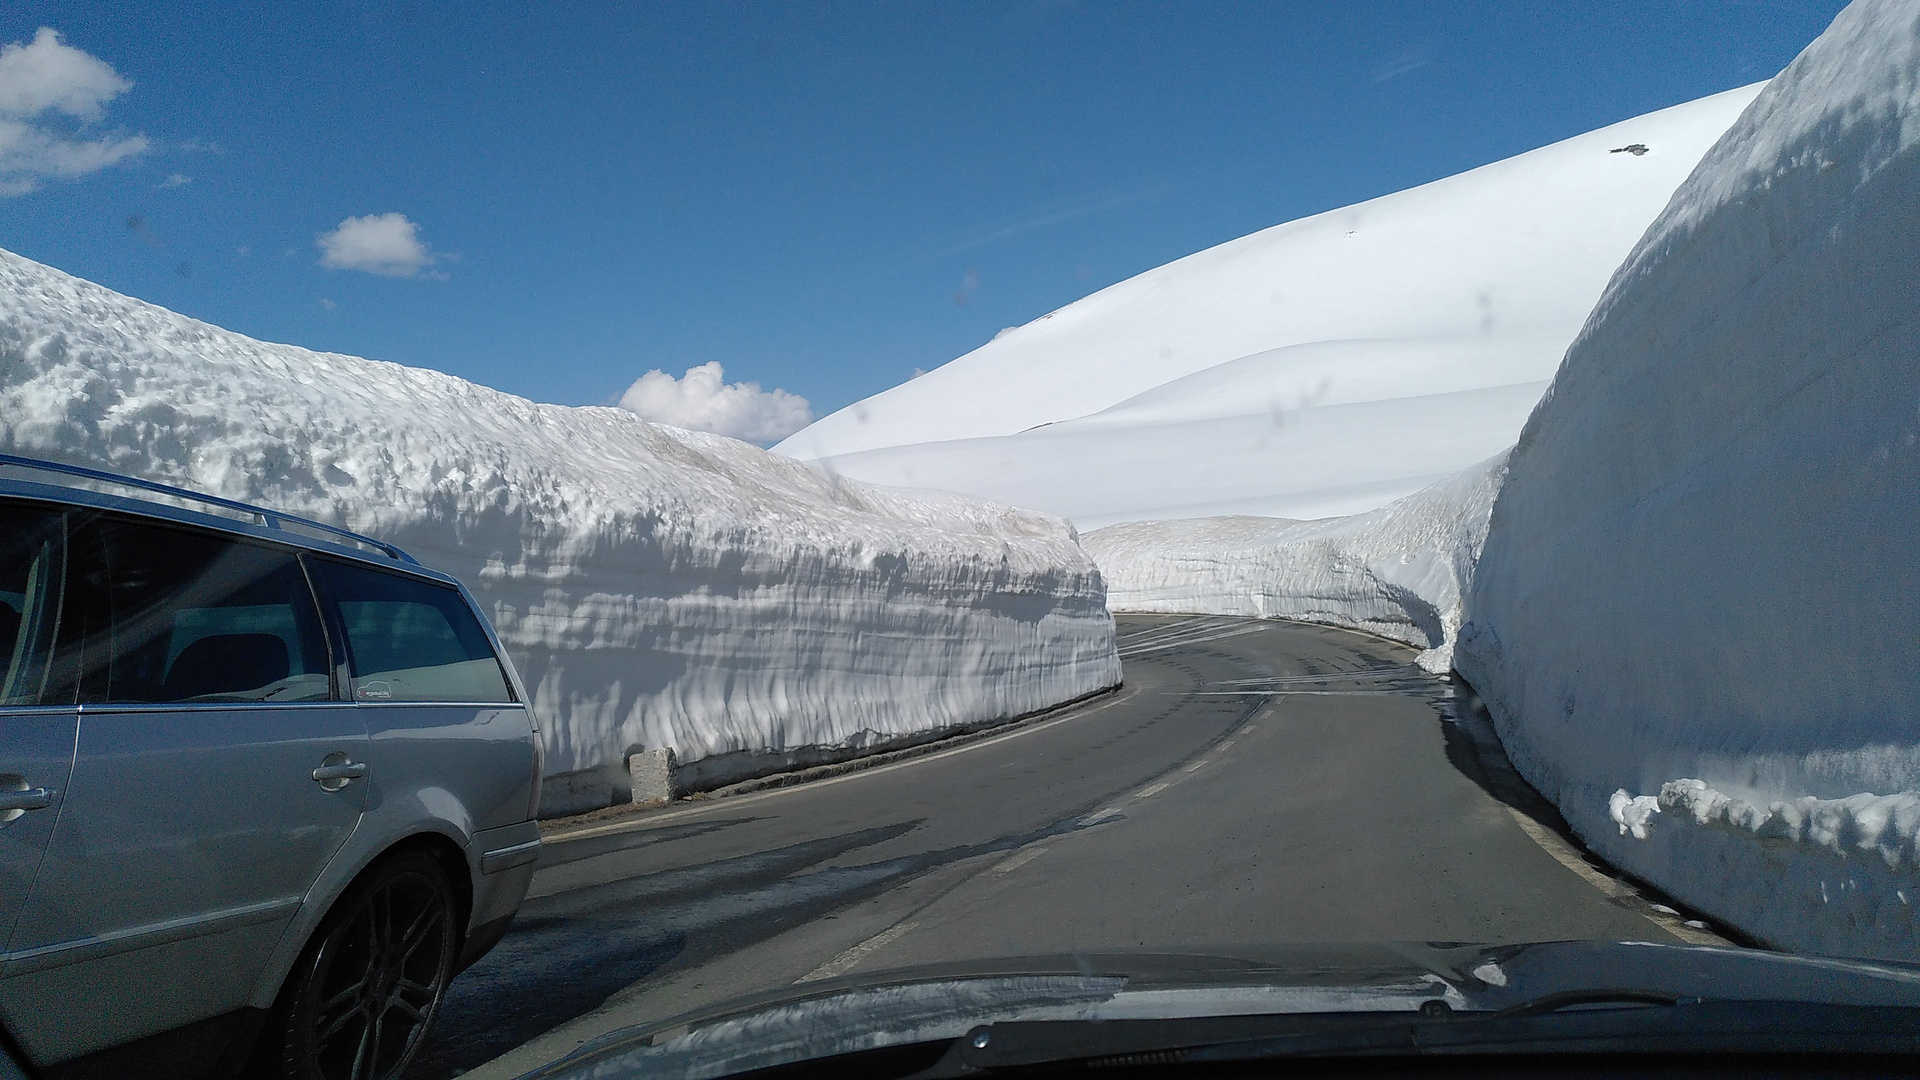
(414, 615), (1718, 1079)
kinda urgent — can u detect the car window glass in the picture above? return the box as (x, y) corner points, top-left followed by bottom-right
(309, 559), (512, 704)
(0, 499), (69, 707)
(67, 514), (333, 704)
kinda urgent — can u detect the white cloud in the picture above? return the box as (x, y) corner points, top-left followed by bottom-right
(317, 212), (436, 277)
(0, 29), (147, 196)
(0, 28), (128, 119)
(157, 172), (189, 188)
(617, 362), (813, 443)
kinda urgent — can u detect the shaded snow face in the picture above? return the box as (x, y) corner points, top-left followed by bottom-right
(1458, 0), (1920, 961)
(0, 248), (1120, 813)
(1083, 452), (1509, 673)
(779, 87), (1760, 530)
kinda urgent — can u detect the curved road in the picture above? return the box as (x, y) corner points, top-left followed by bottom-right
(419, 615), (1722, 1079)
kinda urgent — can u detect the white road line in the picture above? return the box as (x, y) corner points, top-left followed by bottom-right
(1117, 618), (1264, 651)
(1217, 739), (1237, 751)
(992, 846), (1049, 875)
(1185, 760), (1209, 772)
(1136, 781), (1169, 798)
(1113, 618), (1213, 641)
(1501, 806), (1726, 946)
(1120, 624), (1270, 657)
(798, 921), (918, 983)
(1206, 670), (1411, 686)
(1181, 690), (1410, 696)
(1085, 807), (1125, 824)
(1115, 616), (1241, 646)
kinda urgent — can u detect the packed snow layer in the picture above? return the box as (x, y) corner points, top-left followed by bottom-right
(1083, 452), (1507, 673)
(782, 88), (1760, 529)
(0, 247), (1121, 814)
(1456, 0), (1920, 959)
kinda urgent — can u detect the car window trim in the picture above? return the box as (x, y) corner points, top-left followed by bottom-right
(295, 553), (349, 703)
(71, 701), (361, 714)
(339, 700), (531, 710)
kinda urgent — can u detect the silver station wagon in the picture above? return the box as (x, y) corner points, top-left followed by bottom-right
(0, 455), (542, 1080)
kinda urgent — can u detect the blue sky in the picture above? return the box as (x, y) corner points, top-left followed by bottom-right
(0, 1), (1846, 438)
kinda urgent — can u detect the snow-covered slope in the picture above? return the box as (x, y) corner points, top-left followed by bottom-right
(779, 87), (1761, 530)
(0, 248), (1121, 815)
(1457, 0), (1920, 960)
(1084, 453), (1506, 672)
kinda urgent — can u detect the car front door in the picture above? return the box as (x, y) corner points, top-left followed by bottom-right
(0, 512), (370, 1066)
(0, 499), (78, 959)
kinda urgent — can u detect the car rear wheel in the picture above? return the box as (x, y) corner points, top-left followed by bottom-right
(261, 850), (460, 1080)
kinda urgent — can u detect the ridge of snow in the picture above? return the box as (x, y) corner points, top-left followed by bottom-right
(779, 85), (1761, 530)
(1457, 0), (1920, 959)
(0, 247), (1121, 814)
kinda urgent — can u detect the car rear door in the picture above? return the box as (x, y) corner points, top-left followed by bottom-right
(0, 511), (370, 1065)
(306, 557), (538, 836)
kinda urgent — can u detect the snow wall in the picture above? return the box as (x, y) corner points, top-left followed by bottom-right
(1456, 0), (1920, 960)
(0, 249), (1122, 815)
(1083, 452), (1506, 674)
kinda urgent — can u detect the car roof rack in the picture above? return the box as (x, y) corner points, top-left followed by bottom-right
(0, 453), (418, 565)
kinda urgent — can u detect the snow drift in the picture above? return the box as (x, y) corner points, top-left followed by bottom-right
(1084, 452), (1506, 673)
(780, 87), (1760, 530)
(1457, 0), (1920, 960)
(0, 248), (1121, 815)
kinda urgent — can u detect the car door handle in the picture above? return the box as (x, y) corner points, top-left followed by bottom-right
(0, 787), (53, 813)
(311, 762), (368, 783)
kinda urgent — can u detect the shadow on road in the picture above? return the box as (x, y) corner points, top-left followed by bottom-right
(410, 820), (920, 1078)
(1436, 676), (1577, 838)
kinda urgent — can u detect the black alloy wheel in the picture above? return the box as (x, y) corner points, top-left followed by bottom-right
(267, 851), (461, 1080)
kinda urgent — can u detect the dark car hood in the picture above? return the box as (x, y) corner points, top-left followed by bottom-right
(517, 940), (1920, 1079)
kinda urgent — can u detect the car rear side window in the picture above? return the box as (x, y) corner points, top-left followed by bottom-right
(66, 514), (334, 705)
(0, 498), (69, 707)
(308, 559), (512, 704)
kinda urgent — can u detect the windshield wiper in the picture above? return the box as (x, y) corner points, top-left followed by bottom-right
(1487, 988), (1693, 1018)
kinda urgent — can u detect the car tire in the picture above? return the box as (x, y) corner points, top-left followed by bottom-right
(254, 849), (461, 1080)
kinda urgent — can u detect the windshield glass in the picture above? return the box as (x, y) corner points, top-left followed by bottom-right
(1, 3), (1910, 1079)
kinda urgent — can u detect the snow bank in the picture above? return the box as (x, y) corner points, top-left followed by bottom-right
(1083, 452), (1506, 673)
(781, 88), (1759, 530)
(1456, 0), (1920, 959)
(0, 248), (1120, 815)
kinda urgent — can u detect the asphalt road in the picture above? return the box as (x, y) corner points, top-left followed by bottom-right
(416, 615), (1720, 1079)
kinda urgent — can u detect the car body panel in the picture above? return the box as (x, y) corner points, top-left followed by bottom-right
(361, 705), (538, 835)
(0, 710), (77, 957)
(0, 703), (369, 1061)
(531, 942), (1920, 1080)
(0, 461), (541, 1067)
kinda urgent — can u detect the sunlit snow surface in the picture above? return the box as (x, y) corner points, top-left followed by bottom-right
(1459, 0), (1920, 960)
(779, 87), (1760, 530)
(0, 249), (1120, 813)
